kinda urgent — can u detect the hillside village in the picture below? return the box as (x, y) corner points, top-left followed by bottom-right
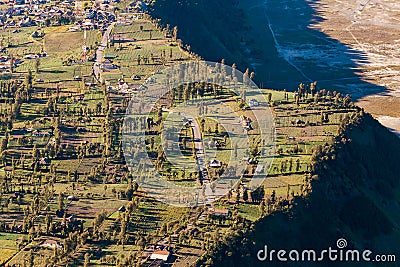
(0, 0), (369, 267)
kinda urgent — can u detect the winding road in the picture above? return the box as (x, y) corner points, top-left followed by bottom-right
(189, 117), (214, 205)
(93, 22), (115, 83)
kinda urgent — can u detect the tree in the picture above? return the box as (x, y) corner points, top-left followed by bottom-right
(125, 180), (136, 201)
(235, 190), (240, 203)
(242, 189), (248, 202)
(270, 190), (276, 203)
(119, 219), (127, 249)
(200, 119), (205, 132)
(25, 70), (33, 89)
(259, 201), (265, 217)
(173, 26), (178, 41)
(234, 143), (238, 158)
(214, 122), (219, 134)
(57, 193), (64, 211)
(84, 253), (91, 267)
(45, 214), (52, 234)
(27, 249), (34, 267)
(310, 81), (317, 96)
(251, 185), (265, 203)
(150, 136), (155, 150)
(156, 107), (162, 125)
(9, 55), (14, 74)
(267, 93), (272, 102)
(243, 68), (249, 86)
(182, 137), (186, 150)
(35, 58), (40, 73)
(231, 63), (237, 79)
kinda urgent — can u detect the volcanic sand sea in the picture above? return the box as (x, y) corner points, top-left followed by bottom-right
(237, 0), (400, 136)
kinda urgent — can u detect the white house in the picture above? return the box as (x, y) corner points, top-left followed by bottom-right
(249, 99), (259, 107)
(41, 239), (63, 250)
(150, 250), (170, 261)
(209, 159), (221, 168)
(213, 208), (231, 217)
(255, 165), (264, 175)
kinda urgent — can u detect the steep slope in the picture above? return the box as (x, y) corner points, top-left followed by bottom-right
(150, 0), (249, 68)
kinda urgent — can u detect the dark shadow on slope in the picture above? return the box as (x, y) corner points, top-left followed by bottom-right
(150, 0), (387, 100)
(199, 114), (400, 267)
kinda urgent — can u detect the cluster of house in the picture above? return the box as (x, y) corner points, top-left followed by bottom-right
(1, 52), (45, 72)
(10, 127), (52, 142)
(0, 0), (74, 28)
(0, 55), (22, 71)
(101, 56), (119, 71)
(0, 0), (121, 30)
(67, 9), (116, 32)
(112, 33), (136, 43)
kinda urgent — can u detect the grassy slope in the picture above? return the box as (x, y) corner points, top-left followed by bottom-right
(200, 114), (400, 267)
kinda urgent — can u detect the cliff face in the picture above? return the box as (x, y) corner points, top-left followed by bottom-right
(200, 114), (400, 267)
(150, 0), (248, 67)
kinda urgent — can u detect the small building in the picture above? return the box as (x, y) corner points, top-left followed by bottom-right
(287, 136), (296, 141)
(113, 35), (136, 43)
(213, 208), (231, 217)
(118, 81), (129, 91)
(39, 157), (51, 166)
(12, 134), (25, 140)
(41, 239), (63, 250)
(240, 115), (252, 131)
(103, 59), (113, 64)
(104, 54), (117, 60)
(209, 159), (221, 168)
(67, 195), (77, 201)
(255, 165), (264, 175)
(101, 63), (119, 70)
(73, 94), (84, 102)
(249, 99), (259, 107)
(31, 31), (41, 38)
(150, 250), (170, 261)
(118, 205), (126, 212)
